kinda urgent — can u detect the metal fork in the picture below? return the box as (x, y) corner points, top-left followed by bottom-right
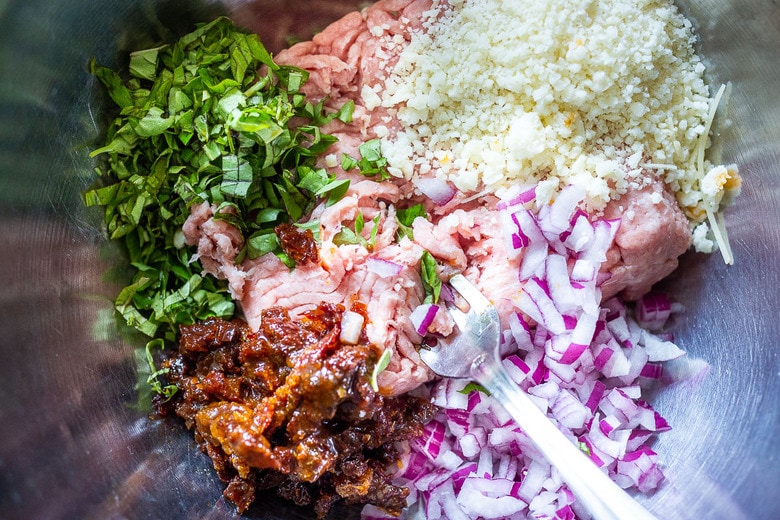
(419, 274), (659, 520)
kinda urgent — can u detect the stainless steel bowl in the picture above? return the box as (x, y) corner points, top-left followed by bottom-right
(1, 1), (778, 519)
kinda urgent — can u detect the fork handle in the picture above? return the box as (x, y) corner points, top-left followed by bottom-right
(471, 354), (659, 520)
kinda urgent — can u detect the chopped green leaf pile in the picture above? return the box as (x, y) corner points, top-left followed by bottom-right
(85, 17), (354, 342)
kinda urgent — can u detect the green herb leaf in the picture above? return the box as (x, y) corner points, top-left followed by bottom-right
(341, 138), (390, 180)
(370, 349), (392, 393)
(294, 220), (321, 243)
(331, 211), (380, 249)
(145, 339), (178, 400)
(220, 154), (253, 198)
(420, 250), (442, 304)
(129, 46), (165, 81)
(318, 179), (351, 206)
(134, 106), (173, 137)
(341, 153), (359, 172)
(396, 203), (428, 240)
(458, 382), (491, 396)
(367, 214), (381, 248)
(90, 59), (133, 109)
(333, 226), (362, 247)
(246, 231), (281, 259)
(354, 211), (365, 234)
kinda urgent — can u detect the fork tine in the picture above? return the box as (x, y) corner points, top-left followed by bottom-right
(446, 304), (469, 331)
(448, 274), (492, 313)
(419, 273), (501, 379)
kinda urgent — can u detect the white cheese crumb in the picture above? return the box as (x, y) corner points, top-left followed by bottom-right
(361, 84), (382, 111)
(692, 222), (715, 253)
(324, 154), (338, 168)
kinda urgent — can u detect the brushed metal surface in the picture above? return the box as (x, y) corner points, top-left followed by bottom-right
(0, 1), (777, 519)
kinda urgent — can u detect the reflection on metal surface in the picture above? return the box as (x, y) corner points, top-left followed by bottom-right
(0, 0), (778, 519)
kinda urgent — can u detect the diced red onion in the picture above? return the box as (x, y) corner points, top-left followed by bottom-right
(416, 420), (447, 460)
(410, 303), (439, 336)
(531, 355), (549, 384)
(599, 343), (631, 378)
(517, 277), (566, 335)
(458, 429), (486, 459)
(606, 314), (632, 345)
(366, 255), (403, 277)
(431, 378), (469, 409)
(495, 454), (519, 481)
(545, 254), (579, 313)
(451, 463), (478, 492)
(556, 504), (577, 520)
(503, 355), (531, 384)
(497, 185), (537, 210)
(636, 292), (672, 329)
(400, 451), (430, 480)
(439, 283), (455, 303)
(599, 414), (621, 436)
(549, 184), (587, 232)
(416, 176), (456, 206)
(601, 388), (640, 424)
(563, 213), (595, 252)
(619, 344), (650, 385)
(466, 390), (482, 413)
(570, 258), (598, 283)
(584, 380), (607, 413)
(544, 354), (578, 383)
(457, 476), (528, 518)
(587, 416), (627, 459)
(626, 429), (655, 453)
(620, 385), (642, 399)
(641, 330), (686, 362)
(579, 218), (620, 262)
(508, 312), (534, 352)
(446, 409), (470, 435)
(552, 390), (590, 430)
(339, 310), (364, 345)
(640, 362), (663, 379)
(616, 449), (664, 493)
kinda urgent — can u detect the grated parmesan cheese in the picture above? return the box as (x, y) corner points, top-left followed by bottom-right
(378, 0), (738, 226)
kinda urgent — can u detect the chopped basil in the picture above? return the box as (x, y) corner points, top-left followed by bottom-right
(458, 382), (491, 396)
(370, 349), (392, 393)
(246, 230), (282, 259)
(341, 138), (390, 180)
(294, 220), (322, 243)
(396, 203), (428, 240)
(420, 250), (442, 304)
(85, 17), (355, 342)
(333, 212), (381, 249)
(145, 339), (178, 400)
